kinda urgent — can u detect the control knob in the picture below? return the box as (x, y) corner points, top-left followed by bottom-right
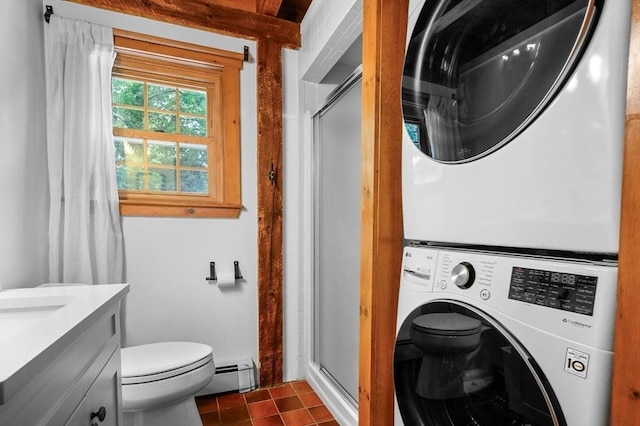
(451, 262), (475, 289)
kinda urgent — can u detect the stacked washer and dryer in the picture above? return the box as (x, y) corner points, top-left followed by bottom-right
(394, 0), (632, 425)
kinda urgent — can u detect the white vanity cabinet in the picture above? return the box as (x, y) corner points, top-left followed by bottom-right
(0, 284), (129, 426)
(65, 348), (121, 426)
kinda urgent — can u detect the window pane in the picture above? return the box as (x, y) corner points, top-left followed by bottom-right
(113, 107), (144, 130)
(148, 168), (176, 191)
(179, 89), (207, 115)
(148, 112), (176, 133)
(148, 84), (176, 111)
(181, 170), (208, 193)
(148, 140), (176, 165)
(116, 165), (145, 190)
(114, 139), (126, 162)
(114, 138), (144, 164)
(180, 143), (208, 167)
(180, 117), (207, 137)
(112, 78), (144, 107)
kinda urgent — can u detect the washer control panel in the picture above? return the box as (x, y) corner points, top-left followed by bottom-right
(509, 266), (598, 316)
(401, 245), (618, 351)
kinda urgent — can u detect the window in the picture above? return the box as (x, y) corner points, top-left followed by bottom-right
(112, 30), (243, 217)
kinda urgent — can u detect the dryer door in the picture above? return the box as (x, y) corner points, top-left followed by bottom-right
(402, 0), (597, 163)
(394, 301), (566, 426)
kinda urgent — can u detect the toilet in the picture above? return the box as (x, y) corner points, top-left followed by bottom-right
(410, 312), (486, 399)
(36, 284), (214, 425)
(121, 342), (214, 426)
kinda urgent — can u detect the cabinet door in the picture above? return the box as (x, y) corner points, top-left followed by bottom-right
(66, 350), (122, 426)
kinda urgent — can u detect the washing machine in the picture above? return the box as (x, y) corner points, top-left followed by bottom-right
(401, 0), (632, 254)
(393, 245), (617, 425)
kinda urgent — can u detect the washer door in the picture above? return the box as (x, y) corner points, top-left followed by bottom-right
(394, 301), (566, 426)
(402, 0), (597, 163)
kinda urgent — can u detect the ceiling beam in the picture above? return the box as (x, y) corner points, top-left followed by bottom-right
(257, 0), (284, 16)
(64, 0), (300, 48)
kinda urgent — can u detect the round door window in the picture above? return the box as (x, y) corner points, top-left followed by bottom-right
(394, 301), (565, 425)
(402, 0), (597, 162)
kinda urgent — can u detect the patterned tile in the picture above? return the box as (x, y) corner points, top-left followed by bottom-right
(280, 408), (315, 426)
(291, 381), (313, 395)
(252, 415), (285, 426)
(308, 405), (333, 423)
(200, 411), (222, 426)
(196, 395), (219, 414)
(298, 391), (322, 408)
(274, 395), (304, 413)
(198, 380), (336, 425)
(268, 383), (296, 399)
(245, 388), (271, 404)
(219, 404), (250, 423)
(248, 399), (279, 419)
(317, 420), (340, 426)
(218, 392), (247, 410)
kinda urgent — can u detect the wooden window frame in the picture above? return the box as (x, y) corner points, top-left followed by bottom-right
(112, 29), (244, 218)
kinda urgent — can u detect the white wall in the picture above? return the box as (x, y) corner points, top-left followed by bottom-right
(282, 48), (304, 381)
(0, 0), (49, 290)
(300, 0), (362, 83)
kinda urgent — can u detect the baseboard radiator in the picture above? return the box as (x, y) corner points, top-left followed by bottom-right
(207, 358), (257, 394)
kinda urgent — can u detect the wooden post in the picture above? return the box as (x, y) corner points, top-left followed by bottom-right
(611, 0), (640, 423)
(359, 0), (409, 424)
(257, 38), (284, 388)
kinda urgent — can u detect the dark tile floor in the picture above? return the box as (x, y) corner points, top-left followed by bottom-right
(196, 380), (339, 426)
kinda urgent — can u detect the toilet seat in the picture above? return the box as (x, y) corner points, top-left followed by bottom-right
(122, 342), (213, 385)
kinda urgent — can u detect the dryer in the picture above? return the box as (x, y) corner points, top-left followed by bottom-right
(394, 245), (617, 425)
(401, 0), (632, 254)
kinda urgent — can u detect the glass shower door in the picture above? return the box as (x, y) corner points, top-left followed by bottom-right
(312, 71), (362, 406)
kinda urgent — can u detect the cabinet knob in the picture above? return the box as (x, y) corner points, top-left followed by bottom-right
(91, 406), (106, 422)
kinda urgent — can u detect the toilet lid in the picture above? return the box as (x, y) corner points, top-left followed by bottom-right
(412, 313), (482, 336)
(122, 342), (213, 379)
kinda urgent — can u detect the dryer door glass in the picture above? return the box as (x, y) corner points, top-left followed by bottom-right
(394, 302), (566, 426)
(402, 0), (596, 162)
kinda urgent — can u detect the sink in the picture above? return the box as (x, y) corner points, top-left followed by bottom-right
(0, 295), (73, 341)
(0, 284), (129, 406)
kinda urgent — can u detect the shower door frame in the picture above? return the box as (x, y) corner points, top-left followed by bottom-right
(303, 67), (363, 426)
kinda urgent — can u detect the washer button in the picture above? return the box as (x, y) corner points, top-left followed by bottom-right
(480, 289), (490, 300)
(439, 280), (447, 290)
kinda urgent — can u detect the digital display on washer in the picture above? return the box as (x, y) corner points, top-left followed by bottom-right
(508, 267), (597, 316)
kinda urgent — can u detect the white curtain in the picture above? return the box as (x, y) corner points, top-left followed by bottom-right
(44, 16), (124, 284)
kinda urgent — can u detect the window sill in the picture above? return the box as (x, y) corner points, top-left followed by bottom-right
(119, 199), (242, 218)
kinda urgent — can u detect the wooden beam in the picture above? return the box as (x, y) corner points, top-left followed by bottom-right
(256, 38), (284, 388)
(64, 0), (300, 48)
(359, 0), (408, 424)
(210, 0), (256, 13)
(257, 0), (284, 16)
(611, 0), (640, 423)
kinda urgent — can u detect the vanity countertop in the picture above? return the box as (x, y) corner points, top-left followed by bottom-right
(0, 284), (129, 405)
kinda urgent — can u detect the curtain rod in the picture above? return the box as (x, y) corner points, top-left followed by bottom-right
(42, 5), (250, 62)
(44, 5), (53, 23)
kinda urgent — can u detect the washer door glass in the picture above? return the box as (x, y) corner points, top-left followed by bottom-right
(394, 301), (566, 426)
(402, 0), (596, 162)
